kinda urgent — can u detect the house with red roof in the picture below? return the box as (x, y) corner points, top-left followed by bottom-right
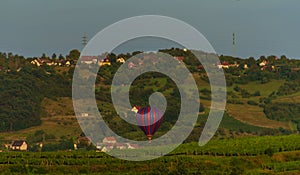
(128, 61), (135, 69)
(174, 56), (184, 63)
(103, 137), (117, 144)
(80, 56), (98, 64)
(217, 61), (239, 69)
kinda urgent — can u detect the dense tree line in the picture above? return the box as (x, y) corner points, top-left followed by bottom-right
(0, 64), (72, 131)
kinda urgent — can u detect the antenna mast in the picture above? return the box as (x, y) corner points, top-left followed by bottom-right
(82, 33), (87, 47)
(232, 33), (235, 57)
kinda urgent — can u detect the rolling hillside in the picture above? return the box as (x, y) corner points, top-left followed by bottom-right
(1, 49), (300, 148)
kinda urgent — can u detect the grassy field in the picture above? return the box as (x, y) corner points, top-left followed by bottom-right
(40, 97), (75, 117)
(238, 80), (285, 96)
(0, 97), (81, 143)
(202, 98), (291, 130)
(0, 115), (81, 142)
(226, 104), (290, 130)
(197, 77), (292, 130)
(274, 91), (300, 103)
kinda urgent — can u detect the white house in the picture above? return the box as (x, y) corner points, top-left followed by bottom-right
(101, 143), (114, 152)
(116, 57), (126, 64)
(217, 61), (239, 69)
(74, 143), (77, 150)
(80, 56), (98, 64)
(31, 59), (43, 67)
(259, 60), (268, 67)
(65, 60), (71, 66)
(101, 146), (108, 152)
(99, 58), (111, 67)
(126, 143), (139, 149)
(131, 105), (140, 113)
(11, 140), (27, 151)
(217, 61), (229, 69)
(96, 143), (102, 150)
(103, 137), (117, 144)
(116, 143), (126, 150)
(81, 113), (89, 117)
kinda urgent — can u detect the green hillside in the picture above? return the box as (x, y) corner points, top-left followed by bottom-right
(1, 49), (300, 149)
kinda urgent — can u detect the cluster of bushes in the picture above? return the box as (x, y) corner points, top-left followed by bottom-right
(247, 100), (258, 105)
(264, 102), (300, 122)
(41, 139), (74, 152)
(277, 81), (300, 96)
(233, 86), (260, 98)
(27, 130), (56, 144)
(227, 99), (244, 104)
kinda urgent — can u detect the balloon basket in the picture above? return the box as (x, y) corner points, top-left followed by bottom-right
(147, 135), (152, 143)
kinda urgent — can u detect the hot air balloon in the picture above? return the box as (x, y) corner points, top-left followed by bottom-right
(136, 106), (163, 141)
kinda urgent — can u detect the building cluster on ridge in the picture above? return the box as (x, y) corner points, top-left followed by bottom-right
(25, 51), (281, 73)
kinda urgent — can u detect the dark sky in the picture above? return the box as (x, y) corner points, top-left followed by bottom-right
(0, 0), (299, 59)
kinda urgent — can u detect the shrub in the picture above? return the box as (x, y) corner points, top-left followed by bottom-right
(247, 100), (258, 106)
(253, 91), (261, 96)
(264, 147), (275, 157)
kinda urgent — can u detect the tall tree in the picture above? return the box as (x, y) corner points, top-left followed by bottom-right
(41, 53), (47, 59)
(52, 53), (57, 60)
(58, 54), (65, 60)
(68, 49), (80, 60)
